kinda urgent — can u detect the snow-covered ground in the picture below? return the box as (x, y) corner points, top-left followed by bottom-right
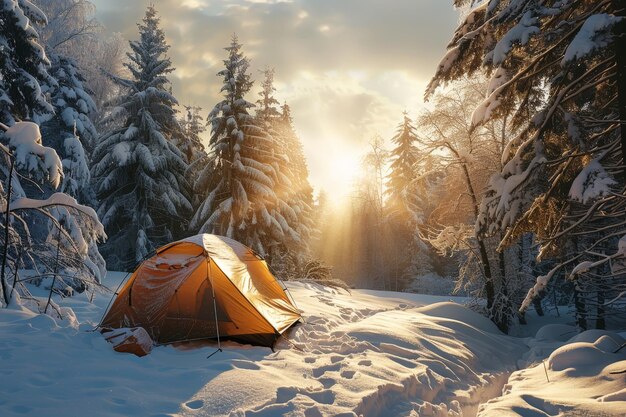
(0, 272), (625, 417)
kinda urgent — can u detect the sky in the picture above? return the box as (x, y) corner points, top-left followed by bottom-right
(91, 0), (460, 197)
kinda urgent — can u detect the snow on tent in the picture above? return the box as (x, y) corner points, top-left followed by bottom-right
(100, 234), (301, 351)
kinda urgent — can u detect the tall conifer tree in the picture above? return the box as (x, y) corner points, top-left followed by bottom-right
(192, 36), (298, 256)
(386, 112), (433, 285)
(386, 112), (422, 225)
(92, 6), (191, 270)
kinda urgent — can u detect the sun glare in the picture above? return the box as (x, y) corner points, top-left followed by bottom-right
(326, 153), (362, 202)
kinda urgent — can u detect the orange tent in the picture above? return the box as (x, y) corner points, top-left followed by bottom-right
(100, 234), (301, 347)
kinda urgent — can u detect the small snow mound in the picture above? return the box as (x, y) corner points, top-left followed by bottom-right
(417, 302), (500, 333)
(27, 313), (59, 331)
(567, 329), (623, 344)
(593, 335), (625, 353)
(548, 342), (608, 371)
(535, 324), (578, 342)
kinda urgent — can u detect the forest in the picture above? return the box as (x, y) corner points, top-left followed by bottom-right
(1, 1), (626, 416)
(1, 0), (624, 333)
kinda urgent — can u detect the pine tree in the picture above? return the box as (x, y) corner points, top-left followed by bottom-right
(256, 67), (281, 120)
(45, 53), (98, 151)
(191, 36), (297, 256)
(40, 53), (97, 206)
(92, 6), (191, 270)
(386, 112), (422, 225)
(253, 68), (318, 270)
(277, 102), (316, 251)
(177, 105), (207, 210)
(386, 113), (433, 288)
(254, 69), (306, 258)
(177, 105), (206, 165)
(0, 0), (54, 123)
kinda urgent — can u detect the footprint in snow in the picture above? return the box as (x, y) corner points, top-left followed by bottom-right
(304, 408), (324, 417)
(184, 400), (204, 410)
(330, 355), (344, 364)
(358, 359), (372, 366)
(340, 370), (356, 379)
(276, 387), (336, 405)
(318, 377), (336, 388)
(312, 363), (341, 378)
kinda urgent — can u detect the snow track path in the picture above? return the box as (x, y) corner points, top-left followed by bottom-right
(179, 284), (525, 417)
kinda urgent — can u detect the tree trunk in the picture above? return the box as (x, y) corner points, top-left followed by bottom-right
(614, 0), (626, 169)
(1, 158), (15, 306)
(574, 280), (587, 330)
(496, 248), (510, 333)
(459, 161), (496, 309)
(596, 288), (606, 330)
(532, 295), (545, 316)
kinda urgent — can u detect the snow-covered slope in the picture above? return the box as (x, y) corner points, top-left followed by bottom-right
(0, 273), (624, 417)
(478, 328), (626, 416)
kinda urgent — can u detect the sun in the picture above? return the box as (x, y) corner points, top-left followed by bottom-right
(326, 153), (362, 201)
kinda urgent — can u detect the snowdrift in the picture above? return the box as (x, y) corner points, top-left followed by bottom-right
(1, 273), (625, 417)
(478, 329), (626, 416)
(0, 274), (523, 417)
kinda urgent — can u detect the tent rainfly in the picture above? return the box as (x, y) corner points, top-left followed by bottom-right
(100, 234), (301, 347)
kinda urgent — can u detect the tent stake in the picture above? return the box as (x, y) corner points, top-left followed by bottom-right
(207, 347), (223, 359)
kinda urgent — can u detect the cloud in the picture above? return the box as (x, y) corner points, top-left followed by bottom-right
(91, 0), (459, 192)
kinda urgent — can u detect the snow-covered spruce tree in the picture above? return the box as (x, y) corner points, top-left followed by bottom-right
(177, 105), (207, 210)
(33, 0), (124, 127)
(429, 1), (626, 324)
(177, 105), (206, 166)
(92, 6), (191, 270)
(0, 0), (54, 123)
(44, 53), (98, 152)
(277, 102), (316, 250)
(29, 2), (103, 289)
(385, 113), (433, 288)
(386, 112), (421, 226)
(255, 69), (315, 261)
(39, 53), (97, 206)
(191, 36), (299, 256)
(254, 68), (318, 275)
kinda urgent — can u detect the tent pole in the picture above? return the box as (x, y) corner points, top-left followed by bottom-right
(207, 258), (222, 358)
(280, 281), (304, 324)
(91, 271), (132, 332)
(267, 263), (304, 324)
